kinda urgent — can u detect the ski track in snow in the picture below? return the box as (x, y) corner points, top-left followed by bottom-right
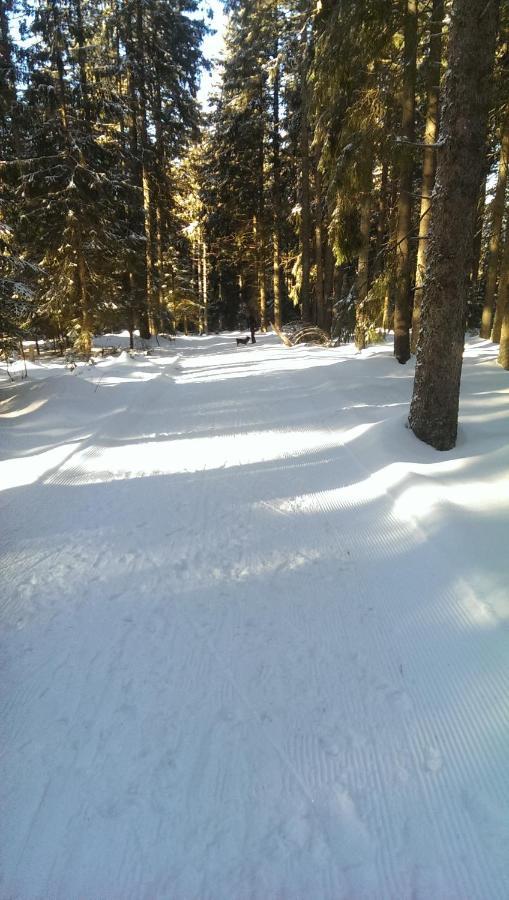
(1, 333), (508, 899)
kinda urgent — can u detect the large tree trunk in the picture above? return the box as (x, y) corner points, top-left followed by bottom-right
(409, 0), (500, 451)
(481, 114), (509, 337)
(411, 0), (444, 352)
(393, 0), (418, 364)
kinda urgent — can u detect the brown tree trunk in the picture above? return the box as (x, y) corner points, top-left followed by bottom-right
(354, 169), (373, 350)
(135, 0), (158, 336)
(125, 15), (150, 340)
(409, 0), (500, 450)
(73, 217), (93, 356)
(154, 70), (168, 325)
(373, 156), (389, 279)
(314, 167), (327, 329)
(256, 73), (267, 332)
(50, 0), (92, 354)
(272, 47), (282, 329)
(470, 173), (487, 305)
(497, 227), (509, 367)
(493, 224), (509, 344)
(299, 45), (312, 322)
(323, 240), (335, 333)
(481, 114), (509, 337)
(394, 0), (418, 364)
(411, 0), (444, 352)
(0, 0), (17, 138)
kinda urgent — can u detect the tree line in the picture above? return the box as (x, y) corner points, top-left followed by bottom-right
(1, 0), (508, 449)
(1, 0), (205, 354)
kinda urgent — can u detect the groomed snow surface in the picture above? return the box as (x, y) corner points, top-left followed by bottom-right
(1, 333), (508, 899)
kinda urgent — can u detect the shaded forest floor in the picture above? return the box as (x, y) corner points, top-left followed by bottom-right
(1, 333), (508, 899)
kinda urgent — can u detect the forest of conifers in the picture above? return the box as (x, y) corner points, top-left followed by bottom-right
(1, 0), (508, 449)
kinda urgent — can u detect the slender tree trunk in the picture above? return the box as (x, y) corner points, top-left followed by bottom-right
(470, 173), (487, 305)
(299, 45), (312, 322)
(74, 0), (89, 116)
(394, 0), (418, 364)
(50, 0), (92, 354)
(0, 0), (20, 151)
(374, 156), (389, 279)
(323, 240), (335, 333)
(202, 237), (208, 334)
(272, 45), (282, 329)
(409, 0), (500, 450)
(125, 15), (149, 339)
(154, 69), (168, 325)
(481, 114), (509, 337)
(73, 217), (93, 355)
(382, 170), (399, 331)
(411, 0), (444, 352)
(354, 169), (373, 350)
(135, 0), (158, 336)
(314, 168), (326, 328)
(492, 224), (509, 343)
(497, 227), (509, 367)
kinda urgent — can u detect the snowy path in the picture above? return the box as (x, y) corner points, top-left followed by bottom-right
(1, 334), (509, 899)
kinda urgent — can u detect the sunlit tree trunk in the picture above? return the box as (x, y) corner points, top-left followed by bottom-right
(409, 0), (500, 450)
(202, 237), (208, 334)
(497, 227), (509, 367)
(492, 224), (509, 344)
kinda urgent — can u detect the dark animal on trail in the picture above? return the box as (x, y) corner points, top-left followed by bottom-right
(236, 336), (250, 346)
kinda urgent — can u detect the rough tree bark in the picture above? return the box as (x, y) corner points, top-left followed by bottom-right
(408, 0), (500, 450)
(493, 222), (509, 345)
(354, 165), (373, 350)
(497, 226), (509, 367)
(272, 42), (282, 329)
(135, 0), (159, 336)
(299, 44), (312, 322)
(481, 114), (509, 338)
(411, 0), (444, 352)
(393, 0), (418, 364)
(469, 173), (487, 307)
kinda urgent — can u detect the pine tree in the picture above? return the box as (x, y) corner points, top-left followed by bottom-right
(409, 0), (500, 450)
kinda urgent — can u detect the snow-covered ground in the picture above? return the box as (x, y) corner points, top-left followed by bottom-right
(1, 333), (508, 899)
